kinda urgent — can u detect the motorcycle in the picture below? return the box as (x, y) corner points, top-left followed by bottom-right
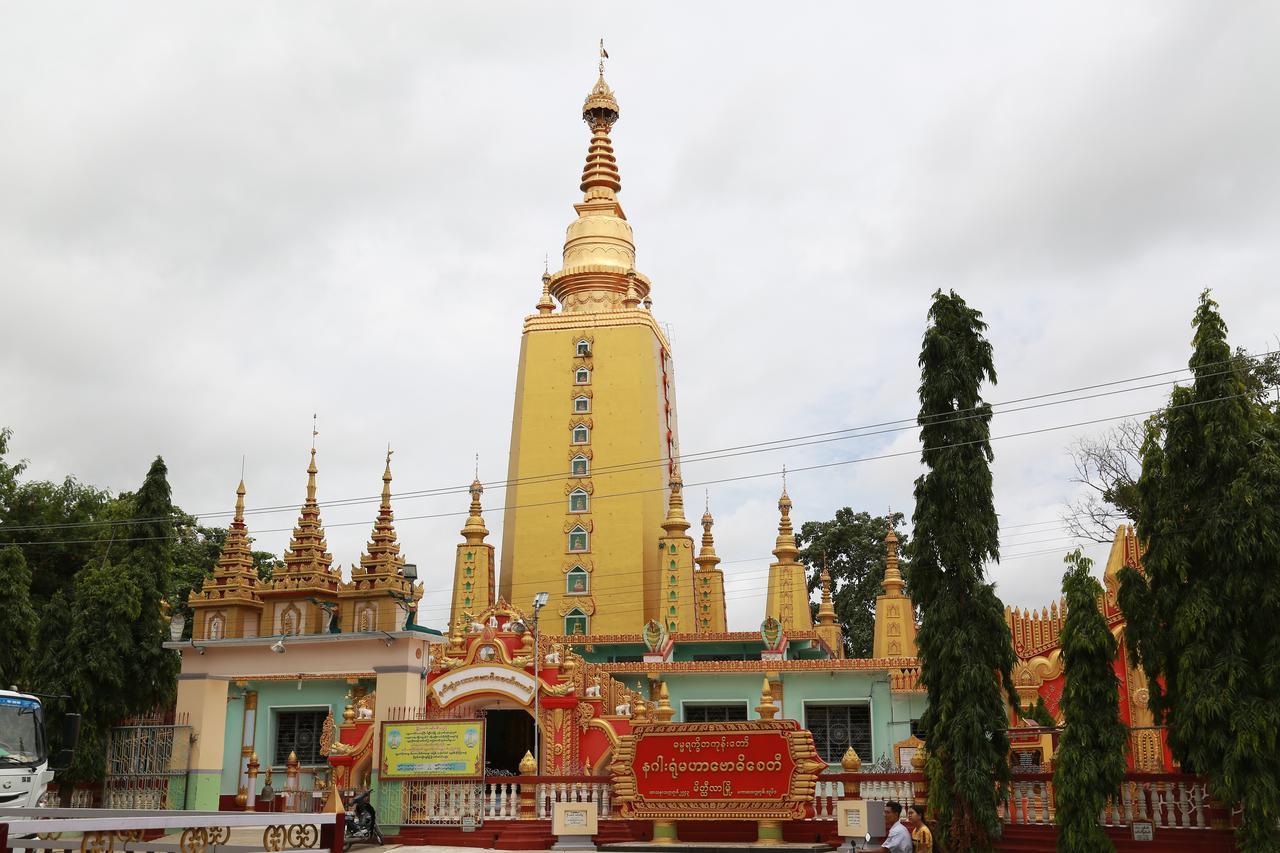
(343, 789), (384, 850)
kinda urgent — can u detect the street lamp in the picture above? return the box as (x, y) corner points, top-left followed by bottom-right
(531, 591), (549, 773)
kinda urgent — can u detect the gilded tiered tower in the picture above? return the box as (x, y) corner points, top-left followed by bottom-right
(338, 451), (420, 633)
(694, 498), (727, 633)
(764, 484), (814, 634)
(872, 527), (916, 658)
(499, 64), (680, 635)
(257, 449), (341, 635)
(450, 477), (496, 628)
(189, 480), (262, 640)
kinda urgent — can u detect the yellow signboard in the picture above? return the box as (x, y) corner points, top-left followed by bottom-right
(380, 720), (485, 779)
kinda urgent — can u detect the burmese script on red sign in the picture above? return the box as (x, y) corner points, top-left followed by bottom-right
(631, 731), (798, 801)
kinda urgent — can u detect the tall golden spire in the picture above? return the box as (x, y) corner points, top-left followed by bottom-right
(694, 494), (727, 634)
(461, 475), (489, 544)
(817, 561), (837, 625)
(546, 48), (651, 313)
(281, 448), (335, 578)
(660, 467), (690, 536)
(765, 475), (811, 632)
(814, 557), (845, 658)
(882, 526), (904, 596)
(188, 479), (263, 640)
(357, 449), (404, 576)
(695, 496), (721, 573)
(872, 523), (916, 659)
(215, 480), (256, 579)
(772, 484), (799, 565)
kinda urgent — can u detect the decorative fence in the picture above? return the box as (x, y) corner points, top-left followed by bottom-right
(811, 770), (1217, 832)
(381, 776), (612, 827)
(102, 718), (193, 810)
(376, 768), (1216, 833)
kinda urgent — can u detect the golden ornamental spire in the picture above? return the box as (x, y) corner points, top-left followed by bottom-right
(660, 467), (691, 536)
(817, 560), (838, 626)
(882, 526), (905, 596)
(461, 475), (489, 544)
(357, 449), (405, 577)
(214, 480), (256, 580)
(282, 447), (336, 580)
(772, 482), (799, 564)
(545, 48), (652, 313)
(695, 496), (721, 572)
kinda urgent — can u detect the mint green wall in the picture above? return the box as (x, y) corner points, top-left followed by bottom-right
(780, 673), (926, 763)
(664, 673), (761, 720)
(220, 681), (349, 796)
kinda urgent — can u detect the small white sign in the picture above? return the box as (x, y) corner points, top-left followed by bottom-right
(431, 664), (537, 707)
(1131, 820), (1154, 841)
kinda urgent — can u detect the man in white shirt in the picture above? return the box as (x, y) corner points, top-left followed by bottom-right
(869, 801), (913, 853)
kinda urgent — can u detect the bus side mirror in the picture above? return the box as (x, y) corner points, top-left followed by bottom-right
(52, 713), (82, 769)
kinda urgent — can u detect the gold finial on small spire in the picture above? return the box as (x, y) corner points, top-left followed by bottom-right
(696, 492), (721, 573)
(311, 414), (318, 450)
(817, 555), (838, 626)
(661, 465), (690, 535)
(598, 38), (608, 77)
(756, 677), (779, 720)
(883, 521), (904, 596)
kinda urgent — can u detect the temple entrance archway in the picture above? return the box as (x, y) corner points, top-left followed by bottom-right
(485, 708), (536, 775)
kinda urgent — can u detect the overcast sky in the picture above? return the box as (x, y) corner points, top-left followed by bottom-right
(2, 2), (1277, 632)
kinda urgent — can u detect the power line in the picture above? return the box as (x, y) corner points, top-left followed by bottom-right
(2, 388), (1246, 548)
(4, 351), (1271, 535)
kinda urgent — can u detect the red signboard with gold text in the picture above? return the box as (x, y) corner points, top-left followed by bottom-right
(610, 720), (826, 820)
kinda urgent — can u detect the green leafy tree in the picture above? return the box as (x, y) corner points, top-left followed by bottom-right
(0, 427), (26, 505)
(0, 455), (115, 606)
(1118, 292), (1280, 852)
(1054, 549), (1127, 853)
(1064, 348), (1280, 544)
(910, 290), (1018, 852)
(117, 457), (180, 713)
(41, 555), (145, 778)
(0, 545), (38, 687)
(796, 509), (908, 657)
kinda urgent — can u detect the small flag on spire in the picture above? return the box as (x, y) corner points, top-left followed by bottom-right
(600, 39), (608, 60)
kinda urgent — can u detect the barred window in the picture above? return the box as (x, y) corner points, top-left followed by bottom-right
(684, 703), (748, 723)
(274, 709), (328, 765)
(804, 704), (872, 765)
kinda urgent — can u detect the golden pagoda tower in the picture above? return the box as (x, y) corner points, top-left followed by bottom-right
(872, 527), (917, 658)
(655, 469), (696, 633)
(339, 450), (420, 632)
(258, 448), (340, 635)
(694, 496), (727, 633)
(815, 562), (845, 658)
(499, 57), (679, 634)
(764, 481), (813, 633)
(190, 480), (263, 640)
(449, 476), (496, 628)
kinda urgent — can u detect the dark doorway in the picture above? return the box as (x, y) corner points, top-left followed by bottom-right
(484, 709), (536, 775)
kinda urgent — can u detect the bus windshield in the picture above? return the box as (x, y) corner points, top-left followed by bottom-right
(0, 696), (46, 766)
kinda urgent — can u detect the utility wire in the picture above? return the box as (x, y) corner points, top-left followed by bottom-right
(4, 350), (1271, 534)
(2, 389), (1247, 547)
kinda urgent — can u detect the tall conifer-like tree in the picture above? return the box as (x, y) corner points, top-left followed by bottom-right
(1118, 292), (1280, 852)
(1054, 549), (1127, 853)
(62, 559), (143, 783)
(120, 456), (180, 712)
(0, 545), (38, 686)
(910, 290), (1017, 852)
